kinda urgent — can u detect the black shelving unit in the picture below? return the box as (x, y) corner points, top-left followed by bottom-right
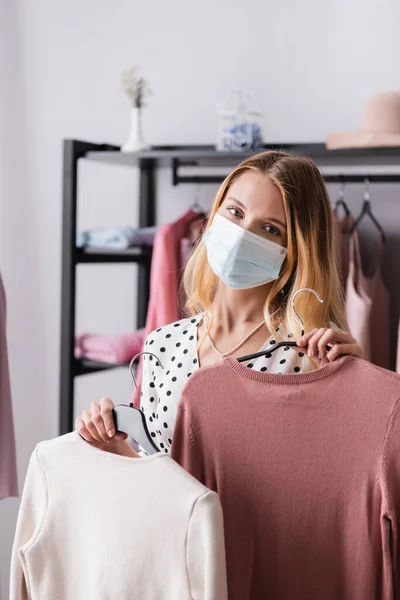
(60, 140), (400, 435)
(59, 140), (155, 435)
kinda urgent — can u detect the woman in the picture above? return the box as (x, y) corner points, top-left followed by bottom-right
(76, 151), (363, 456)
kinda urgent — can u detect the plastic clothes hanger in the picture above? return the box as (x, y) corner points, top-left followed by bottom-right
(185, 183), (207, 240)
(334, 181), (351, 217)
(191, 183), (203, 213)
(237, 288), (324, 363)
(112, 352), (163, 455)
(349, 178), (386, 242)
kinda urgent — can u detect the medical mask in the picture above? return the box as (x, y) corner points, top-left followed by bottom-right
(203, 213), (287, 290)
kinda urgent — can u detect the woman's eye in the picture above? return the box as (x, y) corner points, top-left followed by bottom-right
(265, 225), (280, 236)
(227, 207), (243, 218)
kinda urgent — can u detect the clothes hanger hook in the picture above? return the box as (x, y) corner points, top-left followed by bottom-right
(339, 180), (346, 199)
(364, 177), (370, 201)
(291, 288), (324, 336)
(129, 352), (164, 393)
(193, 183), (202, 210)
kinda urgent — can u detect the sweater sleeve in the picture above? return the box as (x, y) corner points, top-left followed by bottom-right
(187, 491), (228, 600)
(382, 398), (400, 595)
(170, 404), (204, 484)
(10, 445), (48, 600)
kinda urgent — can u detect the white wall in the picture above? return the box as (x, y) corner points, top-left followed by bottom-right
(1, 0), (400, 595)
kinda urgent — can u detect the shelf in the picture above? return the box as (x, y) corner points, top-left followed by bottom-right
(83, 143), (400, 169)
(75, 247), (152, 264)
(73, 358), (131, 376)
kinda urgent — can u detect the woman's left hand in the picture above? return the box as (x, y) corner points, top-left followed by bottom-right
(297, 328), (364, 366)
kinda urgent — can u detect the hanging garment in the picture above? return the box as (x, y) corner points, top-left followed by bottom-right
(10, 431), (228, 600)
(332, 207), (353, 285)
(145, 209), (201, 336)
(75, 330), (145, 364)
(345, 231), (391, 368)
(0, 271), (18, 499)
(171, 356), (400, 600)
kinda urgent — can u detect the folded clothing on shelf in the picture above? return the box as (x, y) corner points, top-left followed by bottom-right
(75, 330), (145, 364)
(76, 226), (157, 250)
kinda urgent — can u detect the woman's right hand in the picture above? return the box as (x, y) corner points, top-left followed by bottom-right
(75, 397), (134, 455)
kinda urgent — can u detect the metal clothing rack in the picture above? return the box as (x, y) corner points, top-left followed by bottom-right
(60, 141), (400, 435)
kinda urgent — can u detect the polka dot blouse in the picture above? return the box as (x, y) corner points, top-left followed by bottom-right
(140, 313), (320, 455)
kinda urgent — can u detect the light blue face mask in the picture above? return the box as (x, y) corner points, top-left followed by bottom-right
(203, 213), (287, 290)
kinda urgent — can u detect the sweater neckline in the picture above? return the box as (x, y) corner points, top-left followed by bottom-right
(225, 355), (353, 384)
(75, 431), (169, 464)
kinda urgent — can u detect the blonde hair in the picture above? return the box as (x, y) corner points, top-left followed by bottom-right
(183, 150), (348, 337)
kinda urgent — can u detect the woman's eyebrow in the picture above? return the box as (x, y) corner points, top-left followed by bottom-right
(267, 217), (287, 229)
(226, 196), (245, 207)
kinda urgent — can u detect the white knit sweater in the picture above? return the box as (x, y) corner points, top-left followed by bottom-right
(10, 432), (227, 600)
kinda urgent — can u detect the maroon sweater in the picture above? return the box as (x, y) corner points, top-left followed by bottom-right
(171, 356), (400, 600)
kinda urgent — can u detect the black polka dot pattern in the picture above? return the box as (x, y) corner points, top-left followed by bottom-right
(138, 313), (319, 457)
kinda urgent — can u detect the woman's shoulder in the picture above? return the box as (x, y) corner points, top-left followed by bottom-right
(144, 314), (203, 347)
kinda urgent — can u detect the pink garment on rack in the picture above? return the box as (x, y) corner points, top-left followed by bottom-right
(75, 330), (145, 364)
(345, 231), (391, 369)
(145, 209), (200, 335)
(133, 209), (200, 406)
(0, 272), (18, 499)
(332, 208), (353, 286)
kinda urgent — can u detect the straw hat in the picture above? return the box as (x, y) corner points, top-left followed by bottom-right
(326, 91), (400, 149)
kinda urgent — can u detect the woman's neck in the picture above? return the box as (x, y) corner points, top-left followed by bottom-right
(210, 283), (272, 330)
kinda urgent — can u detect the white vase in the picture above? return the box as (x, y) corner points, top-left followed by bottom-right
(121, 106), (148, 153)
